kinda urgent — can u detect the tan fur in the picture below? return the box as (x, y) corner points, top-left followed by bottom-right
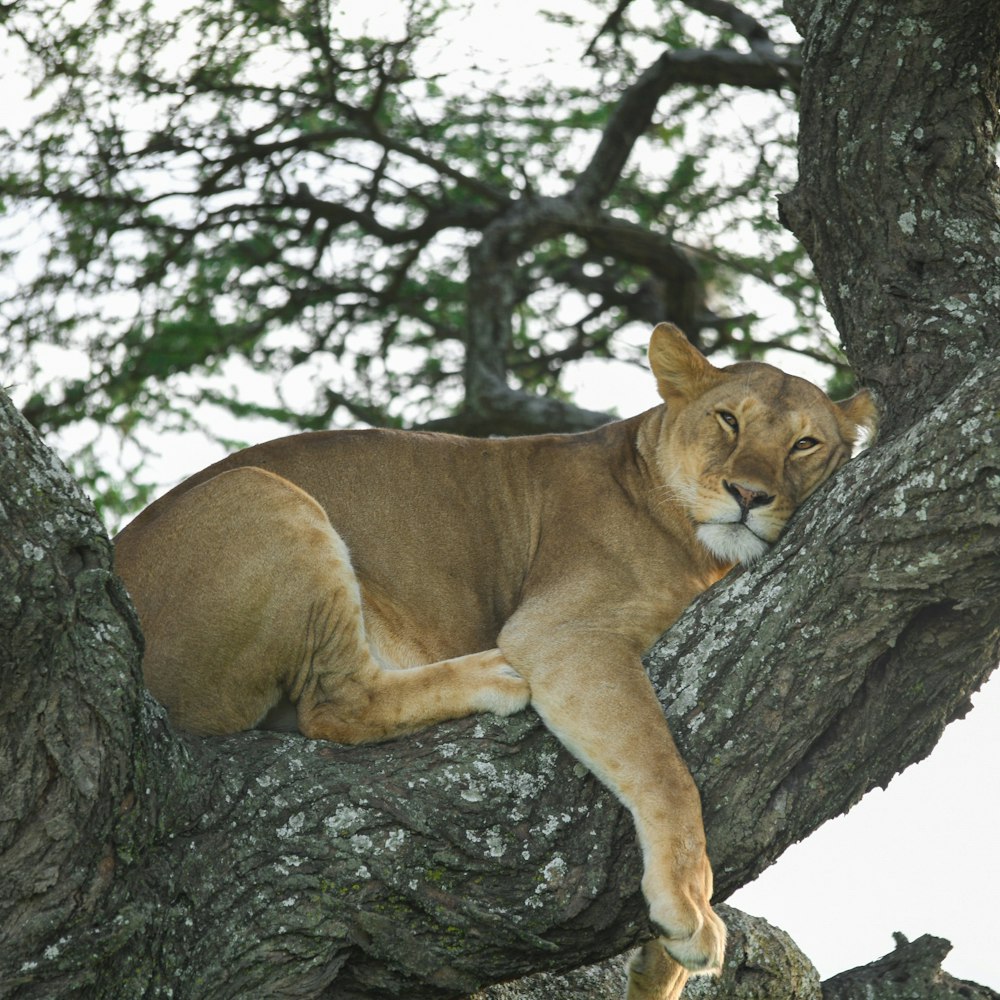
(114, 323), (877, 996)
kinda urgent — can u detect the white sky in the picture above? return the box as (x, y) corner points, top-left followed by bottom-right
(2, 0), (997, 988)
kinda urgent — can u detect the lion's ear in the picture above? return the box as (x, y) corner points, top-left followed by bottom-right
(836, 388), (880, 444)
(648, 323), (721, 403)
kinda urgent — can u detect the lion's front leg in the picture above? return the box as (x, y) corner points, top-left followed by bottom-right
(499, 625), (725, 979)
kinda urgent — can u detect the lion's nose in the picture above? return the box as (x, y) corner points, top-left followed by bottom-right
(724, 480), (774, 515)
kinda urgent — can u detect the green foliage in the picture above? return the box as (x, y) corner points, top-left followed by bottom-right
(0, 0), (837, 522)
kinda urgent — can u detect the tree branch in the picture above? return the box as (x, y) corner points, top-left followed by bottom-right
(586, 0), (792, 65)
(415, 384), (613, 437)
(458, 195), (704, 434)
(574, 47), (799, 208)
(680, 0), (782, 57)
(823, 932), (1000, 1000)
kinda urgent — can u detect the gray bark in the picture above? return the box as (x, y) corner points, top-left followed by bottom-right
(779, 0), (1000, 438)
(0, 398), (145, 971)
(2, 0), (1000, 998)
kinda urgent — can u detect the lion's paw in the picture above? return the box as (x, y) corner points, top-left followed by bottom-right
(625, 940), (689, 1000)
(470, 649), (531, 717)
(649, 896), (726, 975)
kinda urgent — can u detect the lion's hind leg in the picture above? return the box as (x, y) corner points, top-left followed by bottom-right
(118, 463), (528, 741)
(257, 494), (532, 744)
(296, 646), (530, 744)
(626, 941), (689, 1000)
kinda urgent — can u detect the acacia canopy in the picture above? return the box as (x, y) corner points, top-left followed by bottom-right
(0, 0), (833, 520)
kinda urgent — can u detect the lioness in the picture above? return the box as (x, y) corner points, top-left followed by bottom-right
(114, 323), (876, 1000)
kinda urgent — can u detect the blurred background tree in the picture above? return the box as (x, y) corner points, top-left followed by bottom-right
(0, 0), (839, 525)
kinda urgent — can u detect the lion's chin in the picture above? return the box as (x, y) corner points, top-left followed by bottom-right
(696, 523), (771, 565)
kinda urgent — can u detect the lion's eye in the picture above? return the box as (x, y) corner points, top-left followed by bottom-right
(792, 436), (819, 452)
(718, 411), (739, 432)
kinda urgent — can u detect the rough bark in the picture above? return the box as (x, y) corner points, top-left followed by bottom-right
(779, 0), (1000, 437)
(2, 0), (1000, 998)
(0, 397), (146, 970)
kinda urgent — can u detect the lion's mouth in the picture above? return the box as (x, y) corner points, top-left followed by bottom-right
(696, 521), (772, 565)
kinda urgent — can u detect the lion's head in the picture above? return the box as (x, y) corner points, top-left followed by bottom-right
(648, 323), (878, 565)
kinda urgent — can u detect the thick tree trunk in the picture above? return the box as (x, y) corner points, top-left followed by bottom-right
(779, 0), (1000, 437)
(2, 1), (999, 998)
(0, 398), (146, 981)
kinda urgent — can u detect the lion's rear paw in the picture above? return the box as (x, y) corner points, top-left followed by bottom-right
(469, 649), (531, 717)
(626, 940), (689, 1000)
(483, 666), (531, 717)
